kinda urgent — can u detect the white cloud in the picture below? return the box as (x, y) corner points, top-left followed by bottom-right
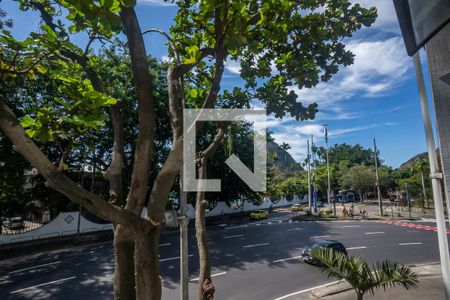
(137, 0), (177, 6)
(224, 59), (241, 75)
(293, 37), (410, 109)
(329, 124), (378, 137)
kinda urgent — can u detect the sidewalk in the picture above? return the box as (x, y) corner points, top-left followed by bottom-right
(303, 263), (444, 299)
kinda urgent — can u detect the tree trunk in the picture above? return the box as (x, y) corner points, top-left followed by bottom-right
(135, 228), (162, 300)
(113, 225), (136, 300)
(195, 157), (214, 300)
(356, 291), (364, 300)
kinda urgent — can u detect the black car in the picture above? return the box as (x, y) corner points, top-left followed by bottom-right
(301, 239), (348, 264)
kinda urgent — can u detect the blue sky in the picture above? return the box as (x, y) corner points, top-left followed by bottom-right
(2, 0), (436, 168)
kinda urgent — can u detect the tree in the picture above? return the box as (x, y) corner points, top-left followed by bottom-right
(1, 1), (376, 299)
(340, 165), (376, 200)
(411, 158), (431, 208)
(317, 143), (379, 166)
(312, 248), (418, 300)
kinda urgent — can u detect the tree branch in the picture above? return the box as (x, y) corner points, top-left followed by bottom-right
(120, 7), (155, 214)
(0, 95), (156, 231)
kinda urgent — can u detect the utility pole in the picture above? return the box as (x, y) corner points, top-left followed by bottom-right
(323, 124), (334, 216)
(311, 135), (317, 214)
(77, 164), (84, 237)
(413, 51), (450, 298)
(373, 138), (383, 216)
(179, 62), (189, 300)
(179, 174), (189, 300)
(307, 139), (312, 210)
(405, 182), (412, 218)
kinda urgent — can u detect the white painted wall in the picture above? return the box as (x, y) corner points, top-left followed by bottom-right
(0, 212), (111, 245)
(0, 196), (302, 245)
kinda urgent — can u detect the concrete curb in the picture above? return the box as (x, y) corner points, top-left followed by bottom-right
(308, 262), (442, 299)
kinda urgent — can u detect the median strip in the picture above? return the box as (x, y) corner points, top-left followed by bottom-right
(243, 243), (269, 248)
(10, 276), (77, 294)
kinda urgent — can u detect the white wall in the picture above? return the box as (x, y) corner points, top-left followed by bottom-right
(0, 196), (301, 245)
(0, 212), (111, 245)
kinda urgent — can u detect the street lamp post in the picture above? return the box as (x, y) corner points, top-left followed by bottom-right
(373, 138), (383, 216)
(311, 135), (317, 214)
(323, 124), (334, 216)
(307, 139), (312, 211)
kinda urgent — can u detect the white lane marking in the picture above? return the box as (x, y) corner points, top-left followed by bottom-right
(364, 232), (385, 235)
(273, 256), (303, 263)
(218, 224), (227, 227)
(10, 276), (77, 294)
(288, 220), (292, 224)
(243, 243), (269, 249)
(342, 225), (360, 228)
(223, 234), (244, 239)
(286, 228), (302, 231)
(273, 280), (340, 300)
(189, 271), (227, 282)
(159, 243), (171, 247)
(160, 254), (193, 262)
(399, 242), (423, 246)
(0, 280), (13, 286)
(225, 225), (248, 230)
(347, 246), (367, 250)
(268, 222), (272, 225)
(8, 261), (61, 274)
(311, 235), (331, 239)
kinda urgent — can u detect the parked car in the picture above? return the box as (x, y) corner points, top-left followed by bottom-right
(3, 217), (24, 230)
(301, 239), (348, 264)
(249, 210), (269, 220)
(290, 204), (303, 212)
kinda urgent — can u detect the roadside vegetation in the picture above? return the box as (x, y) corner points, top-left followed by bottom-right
(311, 248), (418, 300)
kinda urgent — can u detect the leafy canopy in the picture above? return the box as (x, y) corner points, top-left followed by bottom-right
(170, 0), (377, 119)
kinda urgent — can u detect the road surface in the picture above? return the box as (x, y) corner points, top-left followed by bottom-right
(0, 212), (444, 300)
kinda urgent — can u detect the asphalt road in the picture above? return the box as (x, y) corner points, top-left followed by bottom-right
(0, 212), (445, 300)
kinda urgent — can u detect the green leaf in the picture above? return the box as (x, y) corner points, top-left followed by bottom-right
(21, 116), (35, 128)
(35, 65), (47, 74)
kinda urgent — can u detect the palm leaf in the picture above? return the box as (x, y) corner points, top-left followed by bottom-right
(311, 248), (418, 298)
